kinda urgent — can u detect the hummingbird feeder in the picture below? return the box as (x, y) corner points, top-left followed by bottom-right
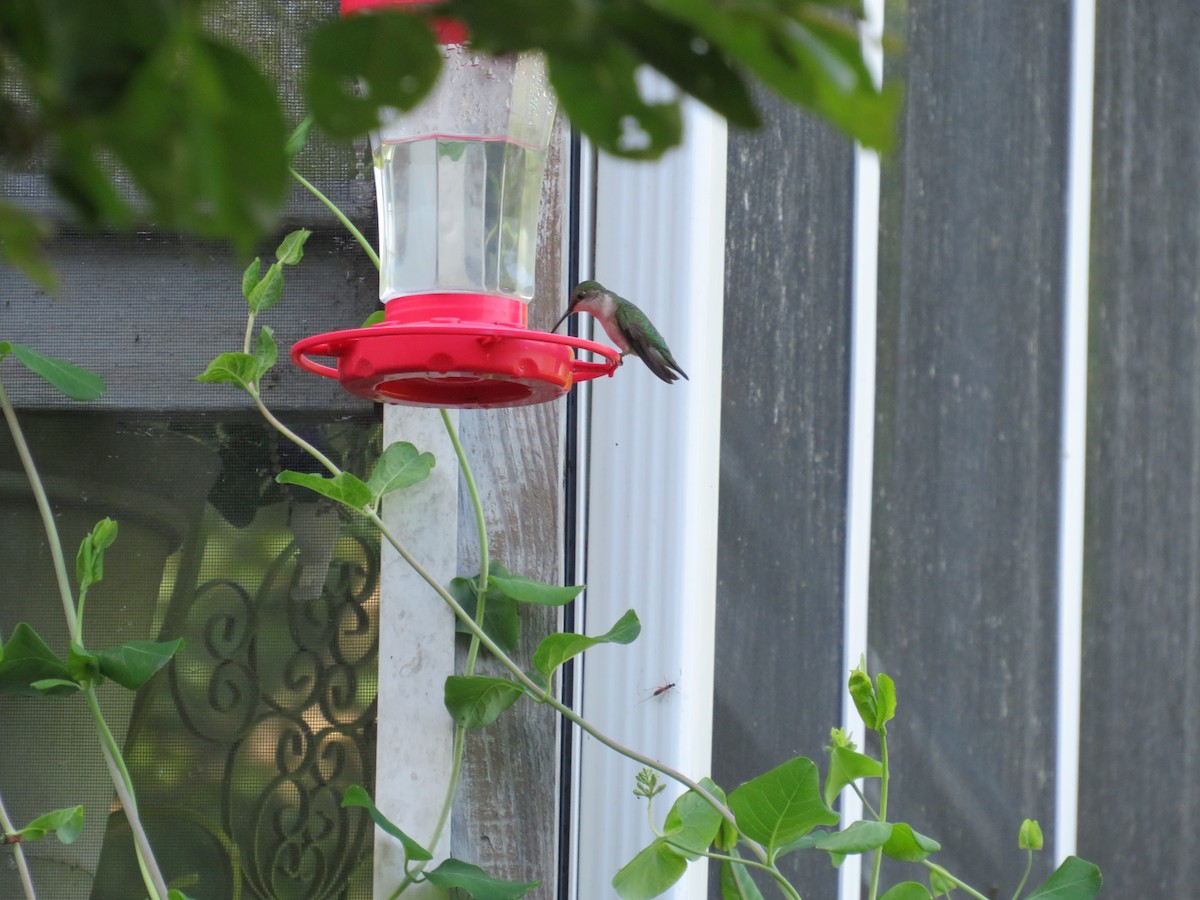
(291, 0), (619, 408)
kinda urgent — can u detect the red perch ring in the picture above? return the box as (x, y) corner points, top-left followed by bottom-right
(290, 294), (620, 409)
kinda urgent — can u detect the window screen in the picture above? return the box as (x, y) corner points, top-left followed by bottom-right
(0, 3), (384, 896)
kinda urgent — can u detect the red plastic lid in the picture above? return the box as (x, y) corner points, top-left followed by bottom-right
(341, 0), (468, 44)
(291, 293), (620, 409)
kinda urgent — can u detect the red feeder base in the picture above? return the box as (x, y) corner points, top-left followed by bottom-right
(290, 293), (620, 409)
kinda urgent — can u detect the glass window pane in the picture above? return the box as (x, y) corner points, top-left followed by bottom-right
(0, 413), (380, 899)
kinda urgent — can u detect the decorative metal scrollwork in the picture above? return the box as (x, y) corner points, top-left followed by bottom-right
(93, 514), (379, 899)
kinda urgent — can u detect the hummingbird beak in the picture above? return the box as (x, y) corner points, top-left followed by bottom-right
(551, 309), (573, 333)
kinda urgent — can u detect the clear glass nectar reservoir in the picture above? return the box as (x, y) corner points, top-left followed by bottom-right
(290, 2), (620, 409)
(372, 48), (556, 302)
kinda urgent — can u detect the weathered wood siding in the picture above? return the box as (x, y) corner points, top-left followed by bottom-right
(450, 118), (568, 896)
(1080, 2), (1200, 893)
(712, 90), (856, 897)
(867, 1), (1071, 893)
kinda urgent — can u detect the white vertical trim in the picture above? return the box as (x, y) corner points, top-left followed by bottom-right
(375, 407), (459, 897)
(574, 96), (726, 898)
(839, 2), (884, 897)
(1055, 0), (1096, 864)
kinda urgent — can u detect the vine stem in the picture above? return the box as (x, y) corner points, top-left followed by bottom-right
(1011, 849), (1034, 900)
(368, 495), (763, 858)
(278, 166), (773, 876)
(290, 166), (381, 270)
(84, 686), (170, 900)
(255, 404), (765, 864)
(248, 386), (341, 476)
(678, 845), (802, 900)
(0, 790), (37, 900)
(868, 731), (889, 900)
(0, 378), (79, 643)
(0, 375), (168, 899)
(923, 861), (991, 900)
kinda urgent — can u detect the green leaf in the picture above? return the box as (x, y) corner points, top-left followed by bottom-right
(305, 12), (442, 139)
(444, 675), (524, 729)
(929, 868), (956, 897)
(719, 857), (765, 900)
(879, 884), (934, 900)
(715, 807), (740, 854)
(285, 116), (314, 158)
(17, 806), (84, 844)
(67, 643), (101, 685)
(451, 573), (521, 655)
(875, 672), (896, 728)
(275, 228), (311, 265)
(4, 343), (105, 401)
(196, 351), (260, 391)
(662, 779), (725, 859)
(168, 892), (198, 900)
(612, 840), (689, 900)
(773, 830), (828, 858)
(882, 823), (940, 863)
(254, 326), (278, 379)
(1025, 856), (1102, 900)
(825, 745), (883, 807)
(0, 202), (55, 291)
(423, 858), (539, 899)
(367, 441), (435, 500)
(601, 4), (760, 129)
(241, 257), (261, 301)
(549, 40), (683, 160)
(342, 785), (433, 862)
(94, 638), (183, 691)
(532, 609), (640, 678)
(728, 757), (839, 856)
(362, 309), (387, 327)
(929, 868), (955, 897)
(29, 678), (81, 694)
(248, 262), (284, 313)
(647, 0), (899, 152)
(76, 517), (119, 595)
(0, 623), (73, 696)
(490, 573), (584, 607)
(100, 32), (290, 253)
(276, 471), (373, 510)
(813, 820), (892, 856)
(46, 127), (135, 230)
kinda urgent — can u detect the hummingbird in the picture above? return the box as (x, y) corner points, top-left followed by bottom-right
(552, 280), (688, 384)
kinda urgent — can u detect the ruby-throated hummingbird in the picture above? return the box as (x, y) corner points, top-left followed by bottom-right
(552, 280), (688, 384)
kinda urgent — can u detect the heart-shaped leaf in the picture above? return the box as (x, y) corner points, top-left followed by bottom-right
(728, 756), (839, 856)
(342, 784), (433, 862)
(423, 858), (539, 899)
(532, 609), (640, 678)
(367, 441), (435, 500)
(444, 675), (524, 729)
(95, 638), (183, 691)
(276, 470), (373, 510)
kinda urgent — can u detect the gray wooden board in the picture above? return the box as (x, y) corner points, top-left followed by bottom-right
(868, 1), (1069, 894)
(449, 120), (569, 897)
(1080, 2), (1200, 893)
(711, 91), (856, 898)
(0, 172), (380, 414)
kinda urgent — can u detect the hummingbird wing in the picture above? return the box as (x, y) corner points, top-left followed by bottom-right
(616, 302), (689, 384)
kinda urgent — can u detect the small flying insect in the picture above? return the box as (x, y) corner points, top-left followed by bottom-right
(641, 679), (680, 703)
